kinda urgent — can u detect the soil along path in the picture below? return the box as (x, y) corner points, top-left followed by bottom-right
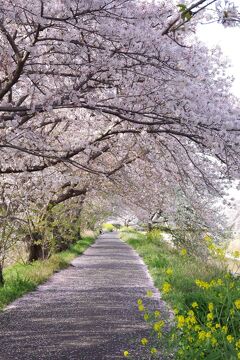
(0, 232), (170, 360)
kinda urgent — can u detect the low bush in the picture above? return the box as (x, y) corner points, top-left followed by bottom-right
(102, 223), (115, 232)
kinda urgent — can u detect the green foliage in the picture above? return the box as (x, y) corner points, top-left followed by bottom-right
(177, 3), (192, 21)
(121, 230), (240, 359)
(0, 236), (95, 310)
(120, 225), (136, 233)
(102, 223), (115, 232)
(29, 204), (82, 256)
(147, 229), (163, 244)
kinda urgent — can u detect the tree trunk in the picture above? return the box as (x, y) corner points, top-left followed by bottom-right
(28, 232), (48, 262)
(148, 222), (153, 232)
(28, 242), (44, 262)
(0, 264), (4, 286)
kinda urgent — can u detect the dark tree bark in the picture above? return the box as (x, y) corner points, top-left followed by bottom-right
(0, 264), (4, 286)
(147, 222), (153, 232)
(27, 232), (48, 262)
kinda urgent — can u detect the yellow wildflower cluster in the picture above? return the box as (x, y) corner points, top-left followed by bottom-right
(162, 282), (171, 294)
(235, 299), (240, 310)
(141, 337), (148, 346)
(135, 298), (162, 357)
(131, 233), (240, 360)
(177, 315), (185, 329)
(150, 347), (157, 354)
(144, 313), (149, 321)
(208, 302), (214, 312)
(153, 320), (165, 332)
(173, 291), (240, 359)
(165, 268), (173, 276)
(203, 234), (227, 260)
(195, 278), (223, 290)
(191, 302), (198, 308)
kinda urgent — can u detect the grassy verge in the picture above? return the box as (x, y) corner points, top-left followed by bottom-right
(121, 229), (225, 310)
(0, 235), (95, 310)
(120, 229), (240, 359)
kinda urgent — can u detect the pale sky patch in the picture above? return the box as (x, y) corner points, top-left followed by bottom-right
(197, 22), (240, 99)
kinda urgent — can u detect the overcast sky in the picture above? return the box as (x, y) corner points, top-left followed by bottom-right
(197, 19), (240, 206)
(197, 19), (240, 99)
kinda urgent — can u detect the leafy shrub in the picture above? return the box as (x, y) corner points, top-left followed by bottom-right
(102, 223), (115, 232)
(147, 229), (163, 244)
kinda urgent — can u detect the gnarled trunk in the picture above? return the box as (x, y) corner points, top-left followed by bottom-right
(27, 232), (48, 262)
(28, 242), (45, 262)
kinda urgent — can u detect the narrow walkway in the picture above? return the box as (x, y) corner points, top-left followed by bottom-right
(0, 232), (169, 360)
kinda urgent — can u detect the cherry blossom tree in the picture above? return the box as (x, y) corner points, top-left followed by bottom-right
(0, 0), (239, 274)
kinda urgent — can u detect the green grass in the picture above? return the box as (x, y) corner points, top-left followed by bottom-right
(120, 229), (227, 310)
(120, 229), (240, 359)
(0, 236), (95, 310)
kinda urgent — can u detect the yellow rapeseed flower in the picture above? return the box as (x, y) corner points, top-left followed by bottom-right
(137, 299), (142, 305)
(207, 313), (214, 321)
(236, 339), (240, 349)
(191, 302), (198, 308)
(141, 338), (148, 346)
(146, 290), (153, 297)
(138, 304), (145, 312)
(198, 331), (206, 341)
(187, 310), (194, 316)
(144, 313), (149, 321)
(165, 268), (173, 276)
(162, 282), (171, 294)
(210, 279), (216, 287)
(211, 337), (218, 346)
(222, 325), (228, 334)
(208, 303), (214, 312)
(123, 350), (129, 357)
(234, 299), (240, 310)
(195, 279), (210, 289)
(227, 335), (234, 343)
(177, 315), (185, 329)
(154, 310), (161, 318)
(150, 348), (157, 354)
(230, 308), (235, 316)
(153, 320), (165, 332)
(180, 248), (187, 256)
(194, 325), (201, 332)
(206, 332), (212, 339)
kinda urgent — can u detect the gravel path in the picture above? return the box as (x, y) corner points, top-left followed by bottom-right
(0, 232), (170, 360)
